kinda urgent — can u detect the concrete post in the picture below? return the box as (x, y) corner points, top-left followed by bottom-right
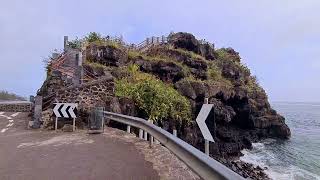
(146, 38), (150, 45)
(204, 97), (210, 156)
(32, 96), (42, 129)
(29, 95), (34, 103)
(64, 36), (68, 51)
(127, 125), (131, 133)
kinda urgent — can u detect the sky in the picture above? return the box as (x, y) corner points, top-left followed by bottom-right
(0, 0), (319, 102)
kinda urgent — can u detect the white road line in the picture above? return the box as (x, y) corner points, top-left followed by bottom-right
(9, 120), (14, 123)
(0, 112), (4, 115)
(1, 128), (8, 133)
(11, 112), (20, 117)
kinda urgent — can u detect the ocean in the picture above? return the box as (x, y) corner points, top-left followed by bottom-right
(240, 102), (320, 180)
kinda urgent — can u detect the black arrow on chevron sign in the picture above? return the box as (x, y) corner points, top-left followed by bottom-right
(53, 103), (78, 118)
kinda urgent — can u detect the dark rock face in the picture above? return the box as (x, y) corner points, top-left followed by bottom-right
(168, 32), (200, 53)
(146, 46), (208, 80)
(86, 44), (127, 66)
(168, 32), (216, 60)
(134, 58), (186, 83)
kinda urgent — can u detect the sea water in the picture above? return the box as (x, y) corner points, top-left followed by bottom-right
(240, 102), (320, 180)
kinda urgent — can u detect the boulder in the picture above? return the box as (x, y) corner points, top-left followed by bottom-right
(86, 44), (127, 67)
(134, 58), (186, 82)
(168, 32), (216, 60)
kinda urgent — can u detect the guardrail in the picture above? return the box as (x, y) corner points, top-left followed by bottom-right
(104, 111), (244, 180)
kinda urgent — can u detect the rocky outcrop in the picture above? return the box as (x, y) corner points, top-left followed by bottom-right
(86, 44), (128, 67)
(38, 32), (291, 179)
(168, 32), (216, 60)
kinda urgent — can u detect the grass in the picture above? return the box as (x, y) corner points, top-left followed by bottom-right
(168, 46), (206, 61)
(83, 60), (107, 70)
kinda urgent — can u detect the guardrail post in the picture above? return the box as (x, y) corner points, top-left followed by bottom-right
(139, 129), (143, 139)
(173, 129), (177, 137)
(127, 125), (131, 133)
(205, 140), (210, 155)
(149, 120), (154, 147)
(144, 130), (148, 141)
(204, 97), (210, 156)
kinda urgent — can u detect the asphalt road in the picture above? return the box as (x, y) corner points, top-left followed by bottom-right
(0, 112), (159, 180)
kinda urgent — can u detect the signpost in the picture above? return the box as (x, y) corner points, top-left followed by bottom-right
(53, 103), (78, 131)
(196, 98), (214, 155)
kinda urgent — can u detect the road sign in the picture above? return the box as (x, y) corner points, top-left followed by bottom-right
(53, 103), (77, 118)
(196, 104), (214, 142)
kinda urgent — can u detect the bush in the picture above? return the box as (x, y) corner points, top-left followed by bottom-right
(115, 65), (191, 124)
(0, 91), (25, 101)
(85, 32), (103, 43)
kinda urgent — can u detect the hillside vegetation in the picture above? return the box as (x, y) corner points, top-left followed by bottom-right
(0, 90), (25, 101)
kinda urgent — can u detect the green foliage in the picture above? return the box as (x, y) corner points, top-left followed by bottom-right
(206, 61), (233, 87)
(67, 38), (82, 49)
(127, 50), (143, 59)
(84, 60), (107, 70)
(115, 65), (191, 124)
(246, 76), (264, 94)
(85, 32), (103, 43)
(215, 48), (229, 60)
(0, 91), (25, 101)
(171, 47), (205, 60)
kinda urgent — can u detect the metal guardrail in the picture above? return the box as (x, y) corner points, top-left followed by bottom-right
(104, 111), (245, 180)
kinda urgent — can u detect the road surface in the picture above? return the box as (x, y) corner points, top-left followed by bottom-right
(0, 112), (159, 180)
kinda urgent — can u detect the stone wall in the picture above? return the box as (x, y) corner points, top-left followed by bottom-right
(55, 75), (114, 111)
(0, 102), (31, 112)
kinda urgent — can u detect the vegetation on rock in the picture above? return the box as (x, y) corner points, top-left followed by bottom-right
(0, 90), (25, 101)
(115, 64), (191, 124)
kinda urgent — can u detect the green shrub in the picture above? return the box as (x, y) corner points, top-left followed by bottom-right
(171, 47), (205, 60)
(115, 65), (191, 124)
(84, 60), (106, 69)
(85, 32), (103, 43)
(246, 75), (264, 94)
(128, 50), (143, 59)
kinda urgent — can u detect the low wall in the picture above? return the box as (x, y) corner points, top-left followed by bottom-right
(55, 75), (115, 111)
(0, 101), (32, 112)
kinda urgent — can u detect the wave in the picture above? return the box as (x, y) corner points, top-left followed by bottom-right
(240, 141), (320, 180)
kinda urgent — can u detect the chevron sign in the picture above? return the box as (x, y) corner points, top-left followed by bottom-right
(53, 103), (78, 118)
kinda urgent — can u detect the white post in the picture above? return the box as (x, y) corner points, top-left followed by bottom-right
(204, 97), (210, 155)
(55, 117), (58, 132)
(139, 129), (143, 139)
(127, 125), (131, 133)
(144, 131), (148, 141)
(173, 129), (177, 137)
(149, 120), (154, 147)
(73, 118), (75, 132)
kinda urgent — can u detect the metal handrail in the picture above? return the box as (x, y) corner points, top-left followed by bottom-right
(104, 111), (244, 180)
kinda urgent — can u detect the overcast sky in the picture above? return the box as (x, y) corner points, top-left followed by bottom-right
(0, 0), (319, 102)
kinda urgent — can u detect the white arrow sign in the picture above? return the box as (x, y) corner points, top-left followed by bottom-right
(196, 104), (214, 142)
(53, 103), (78, 118)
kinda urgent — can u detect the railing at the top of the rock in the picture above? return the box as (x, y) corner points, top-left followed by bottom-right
(134, 35), (168, 51)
